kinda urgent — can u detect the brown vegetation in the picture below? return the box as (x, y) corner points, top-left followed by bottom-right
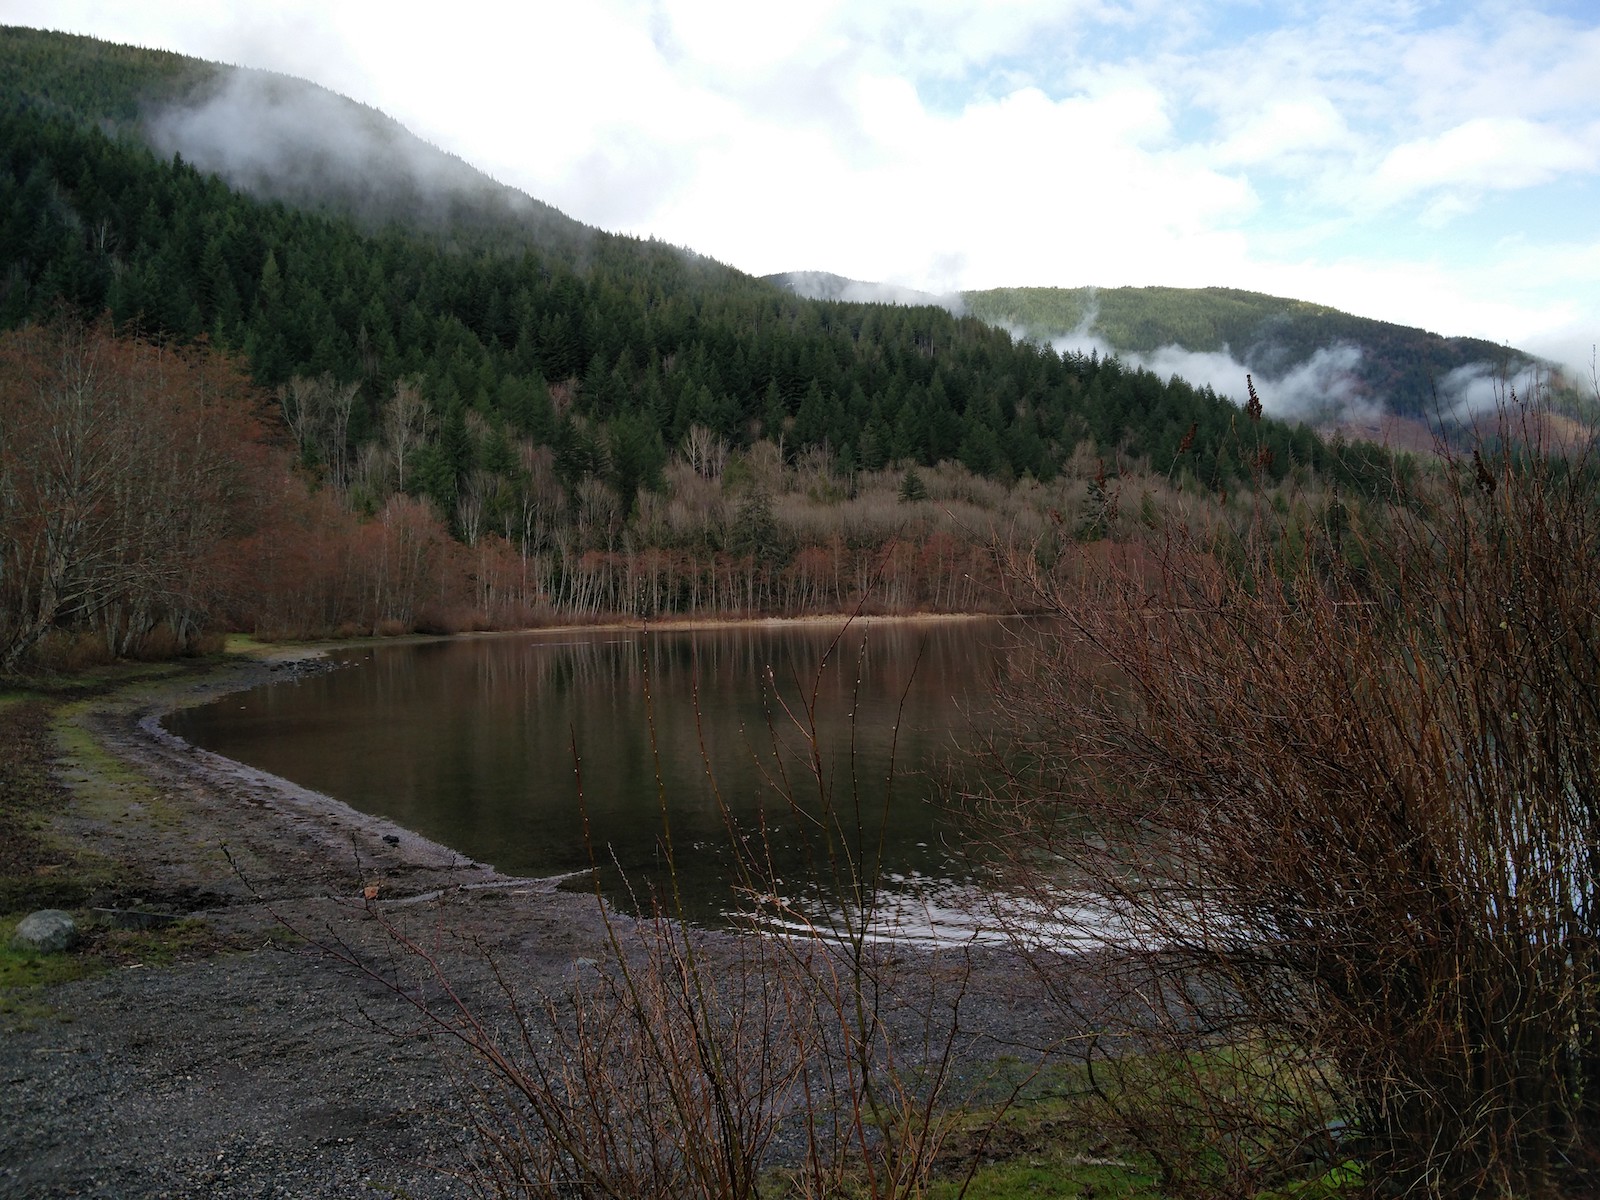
(981, 393), (1600, 1197)
(5, 314), (1280, 671)
(0, 317), (268, 670)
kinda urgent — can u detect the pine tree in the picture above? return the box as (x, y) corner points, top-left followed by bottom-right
(898, 465), (928, 503)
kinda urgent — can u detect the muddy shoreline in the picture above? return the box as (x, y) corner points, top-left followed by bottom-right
(0, 632), (1065, 1199)
(1, 649), (622, 1198)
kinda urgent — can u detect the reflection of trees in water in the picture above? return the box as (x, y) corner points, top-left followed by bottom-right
(165, 624), (1011, 928)
(221, 621), (1016, 923)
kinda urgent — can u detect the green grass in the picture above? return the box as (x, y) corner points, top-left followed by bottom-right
(932, 1159), (1159, 1199)
(1259, 1162), (1364, 1198)
(51, 703), (170, 818)
(1, 912), (233, 1030)
(751, 1057), (1166, 1199)
(0, 916), (98, 992)
(842, 1050), (1363, 1200)
(0, 681), (186, 913)
(921, 1063), (1162, 1199)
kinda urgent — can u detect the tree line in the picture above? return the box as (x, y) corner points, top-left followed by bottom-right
(0, 96), (1374, 507)
(0, 30), (1407, 667)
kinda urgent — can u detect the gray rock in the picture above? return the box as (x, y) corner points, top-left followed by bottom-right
(10, 909), (80, 953)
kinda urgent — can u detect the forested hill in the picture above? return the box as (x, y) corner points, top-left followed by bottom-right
(765, 270), (1543, 424)
(2, 26), (1413, 665)
(962, 286), (1540, 421)
(1, 24), (1370, 498)
(0, 25), (596, 258)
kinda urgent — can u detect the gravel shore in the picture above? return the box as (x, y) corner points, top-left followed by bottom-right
(1, 652), (1067, 1199)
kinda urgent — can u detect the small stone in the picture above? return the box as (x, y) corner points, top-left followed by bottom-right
(382, 834), (400, 845)
(10, 909), (80, 953)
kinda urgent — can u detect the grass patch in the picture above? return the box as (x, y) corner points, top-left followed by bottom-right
(751, 1059), (1165, 1200)
(223, 632), (273, 654)
(0, 686), (175, 913)
(920, 1062), (1162, 1200)
(17, 659), (193, 699)
(0, 912), (237, 1030)
(0, 917), (98, 991)
(1, 914), (236, 984)
(52, 706), (151, 786)
(931, 1158), (1159, 1199)
(888, 1053), (1356, 1200)
(84, 916), (231, 968)
(0, 699), (99, 912)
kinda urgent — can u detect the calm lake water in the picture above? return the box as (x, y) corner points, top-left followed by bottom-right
(167, 618), (1021, 934)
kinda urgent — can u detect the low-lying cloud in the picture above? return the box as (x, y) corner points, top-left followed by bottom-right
(778, 271), (963, 313)
(144, 67), (548, 231)
(1047, 308), (1379, 425)
(1046, 304), (1519, 430)
(1436, 363), (1517, 417)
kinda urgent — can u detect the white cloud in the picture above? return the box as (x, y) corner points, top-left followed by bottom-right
(1210, 97), (1355, 169)
(5, 0), (1596, 365)
(1398, 14), (1600, 129)
(1370, 117), (1598, 206)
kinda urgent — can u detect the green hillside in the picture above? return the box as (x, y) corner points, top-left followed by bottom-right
(0, 25), (595, 255)
(963, 285), (1538, 417)
(1, 25), (1361, 498)
(2, 25), (1406, 661)
(0, 23), (211, 122)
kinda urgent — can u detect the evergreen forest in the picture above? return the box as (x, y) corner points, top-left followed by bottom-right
(10, 25), (1600, 1200)
(961, 284), (1539, 416)
(3, 25), (1401, 667)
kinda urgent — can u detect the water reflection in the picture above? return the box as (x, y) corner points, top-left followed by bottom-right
(169, 618), (1019, 929)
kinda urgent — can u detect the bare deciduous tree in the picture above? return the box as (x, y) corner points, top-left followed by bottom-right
(0, 317), (263, 670)
(277, 373), (358, 489)
(682, 422), (730, 481)
(383, 377), (433, 494)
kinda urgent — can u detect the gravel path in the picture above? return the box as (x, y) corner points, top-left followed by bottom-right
(0, 653), (1070, 1199)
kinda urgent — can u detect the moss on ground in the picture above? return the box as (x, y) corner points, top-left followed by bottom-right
(0, 912), (235, 1032)
(0, 699), (101, 913)
(0, 665), (247, 1023)
(0, 656), (235, 915)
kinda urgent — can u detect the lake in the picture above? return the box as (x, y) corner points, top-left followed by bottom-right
(166, 618), (1020, 936)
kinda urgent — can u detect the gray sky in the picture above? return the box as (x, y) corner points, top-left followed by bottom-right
(7, 0), (1598, 372)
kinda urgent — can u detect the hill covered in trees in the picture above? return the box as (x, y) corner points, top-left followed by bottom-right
(1, 25), (1402, 667)
(767, 271), (1549, 426)
(962, 285), (1544, 422)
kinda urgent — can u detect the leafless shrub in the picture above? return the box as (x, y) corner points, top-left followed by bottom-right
(279, 619), (1014, 1199)
(458, 914), (813, 1199)
(983, 390), (1600, 1197)
(722, 628), (1014, 1198)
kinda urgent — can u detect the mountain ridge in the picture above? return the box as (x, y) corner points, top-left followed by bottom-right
(0, 24), (1477, 660)
(0, 24), (716, 276)
(0, 22), (1401, 510)
(766, 272), (1547, 426)
(8, 23), (1543, 434)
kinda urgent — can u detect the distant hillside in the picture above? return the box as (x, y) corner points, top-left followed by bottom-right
(962, 285), (1541, 422)
(764, 272), (1547, 426)
(0, 25), (597, 262)
(764, 271), (956, 310)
